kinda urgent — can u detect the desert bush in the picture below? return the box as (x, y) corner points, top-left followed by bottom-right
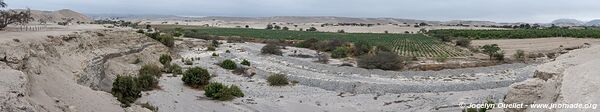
(267, 74), (289, 86)
(357, 51), (406, 70)
(181, 67), (211, 88)
(168, 64), (182, 75)
(455, 38), (471, 47)
(282, 27), (289, 30)
(136, 29), (144, 33)
(225, 50), (231, 53)
(139, 64), (162, 77)
(212, 52), (219, 57)
(331, 46), (350, 58)
(513, 50), (526, 61)
(241, 59), (250, 66)
(261, 44), (282, 55)
(136, 74), (158, 91)
(207, 46), (216, 51)
(315, 53), (329, 64)
(159, 34), (175, 47)
(159, 54), (172, 65)
(337, 29), (345, 33)
(111, 75), (141, 106)
(204, 82), (244, 101)
(306, 27), (317, 31)
(220, 59), (237, 70)
(265, 24), (274, 30)
(492, 51), (505, 61)
(211, 40), (220, 47)
(352, 42), (371, 56)
(296, 38), (319, 49)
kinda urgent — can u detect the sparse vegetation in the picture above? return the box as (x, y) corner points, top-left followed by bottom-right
(331, 46), (350, 58)
(139, 64), (162, 77)
(204, 82), (244, 101)
(111, 75), (141, 106)
(220, 59), (237, 70)
(513, 50), (526, 61)
(261, 44), (283, 55)
(240, 59), (250, 66)
(176, 28), (468, 58)
(159, 54), (172, 65)
(267, 74), (289, 86)
(207, 46), (216, 51)
(358, 51), (406, 70)
(136, 73), (158, 91)
(181, 67), (211, 88)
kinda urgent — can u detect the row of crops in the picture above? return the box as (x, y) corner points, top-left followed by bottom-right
(168, 27), (470, 58)
(428, 29), (600, 39)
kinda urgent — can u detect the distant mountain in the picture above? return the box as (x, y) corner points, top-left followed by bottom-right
(551, 19), (584, 26)
(585, 19), (600, 26)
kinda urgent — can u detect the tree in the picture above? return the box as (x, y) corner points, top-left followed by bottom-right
(0, 9), (33, 30)
(481, 44), (501, 60)
(0, 0), (6, 8)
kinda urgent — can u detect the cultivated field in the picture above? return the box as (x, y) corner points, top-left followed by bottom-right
(169, 27), (470, 58)
(472, 37), (600, 56)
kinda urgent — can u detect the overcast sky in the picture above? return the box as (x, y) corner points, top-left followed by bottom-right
(4, 0), (600, 23)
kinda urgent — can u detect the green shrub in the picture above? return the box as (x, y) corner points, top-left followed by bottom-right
(267, 74), (289, 86)
(261, 44), (282, 55)
(513, 50), (526, 61)
(212, 52), (219, 57)
(220, 59), (237, 70)
(204, 82), (244, 101)
(181, 67), (211, 88)
(331, 47), (350, 58)
(159, 54), (172, 65)
(159, 34), (175, 47)
(357, 51), (406, 70)
(139, 64), (162, 77)
(136, 74), (158, 91)
(240, 59), (250, 66)
(111, 75), (141, 106)
(211, 40), (220, 47)
(225, 50), (230, 53)
(169, 64), (182, 75)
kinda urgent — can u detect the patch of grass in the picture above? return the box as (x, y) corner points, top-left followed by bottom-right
(267, 74), (289, 86)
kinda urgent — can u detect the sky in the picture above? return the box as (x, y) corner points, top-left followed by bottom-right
(4, 0), (600, 23)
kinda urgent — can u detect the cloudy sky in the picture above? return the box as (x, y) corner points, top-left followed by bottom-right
(4, 0), (600, 23)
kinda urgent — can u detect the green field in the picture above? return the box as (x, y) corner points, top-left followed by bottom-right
(165, 27), (469, 58)
(428, 29), (600, 39)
